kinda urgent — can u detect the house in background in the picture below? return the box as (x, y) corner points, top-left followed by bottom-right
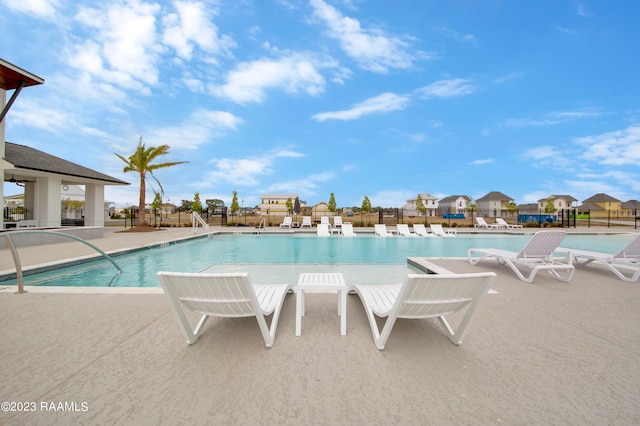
(402, 193), (439, 217)
(439, 195), (469, 217)
(258, 194), (304, 216)
(476, 191), (515, 217)
(1, 58), (127, 230)
(622, 200), (640, 218)
(579, 193), (622, 219)
(537, 195), (578, 212)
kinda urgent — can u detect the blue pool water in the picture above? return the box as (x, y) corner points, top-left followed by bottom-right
(6, 233), (636, 288)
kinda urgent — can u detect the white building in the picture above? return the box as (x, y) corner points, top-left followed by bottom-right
(259, 194), (304, 216)
(402, 193), (439, 217)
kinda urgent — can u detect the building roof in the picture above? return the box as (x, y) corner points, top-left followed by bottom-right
(577, 202), (606, 212)
(440, 195), (468, 203)
(477, 191), (513, 202)
(583, 193), (620, 203)
(4, 142), (128, 185)
(622, 200), (640, 209)
(537, 194), (578, 203)
(0, 58), (44, 90)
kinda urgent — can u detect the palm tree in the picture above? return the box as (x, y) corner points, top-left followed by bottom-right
(116, 137), (187, 227)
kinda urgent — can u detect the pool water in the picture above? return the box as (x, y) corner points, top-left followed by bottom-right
(6, 233), (636, 288)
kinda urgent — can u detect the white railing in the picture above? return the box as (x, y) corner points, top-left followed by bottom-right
(191, 212), (210, 234)
(256, 218), (265, 230)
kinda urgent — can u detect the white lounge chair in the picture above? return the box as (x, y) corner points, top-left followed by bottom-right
(474, 217), (501, 230)
(352, 272), (496, 350)
(559, 234), (640, 282)
(430, 224), (456, 237)
(320, 216), (330, 227)
(279, 216), (293, 228)
(301, 216), (312, 228)
(412, 224), (434, 237)
(496, 218), (522, 229)
(374, 224), (392, 237)
(317, 223), (331, 237)
(468, 230), (575, 283)
(157, 272), (291, 348)
(396, 224), (417, 237)
(342, 223), (357, 237)
(333, 216), (343, 228)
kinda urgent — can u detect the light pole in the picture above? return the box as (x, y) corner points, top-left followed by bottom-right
(242, 199), (245, 224)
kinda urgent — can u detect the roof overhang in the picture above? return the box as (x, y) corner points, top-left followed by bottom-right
(0, 58), (44, 90)
(0, 58), (45, 125)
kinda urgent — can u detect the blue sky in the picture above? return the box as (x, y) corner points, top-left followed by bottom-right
(2, 0), (640, 209)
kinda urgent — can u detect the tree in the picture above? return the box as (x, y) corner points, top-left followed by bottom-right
(506, 201), (518, 216)
(544, 198), (557, 214)
(180, 199), (192, 211)
(466, 197), (478, 220)
(192, 192), (203, 213)
(361, 195), (372, 225)
(286, 197), (293, 214)
(206, 199), (225, 214)
(151, 192), (162, 215)
(416, 194), (426, 217)
(230, 191), (240, 217)
(115, 137), (187, 227)
(328, 193), (337, 213)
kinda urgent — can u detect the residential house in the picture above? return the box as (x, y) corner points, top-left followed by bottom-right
(579, 193), (621, 219)
(311, 202), (331, 218)
(402, 193), (439, 217)
(438, 195), (469, 216)
(259, 194), (300, 216)
(476, 191), (515, 217)
(537, 195), (578, 212)
(622, 200), (640, 218)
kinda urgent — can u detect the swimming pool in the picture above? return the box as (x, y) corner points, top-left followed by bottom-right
(5, 233), (636, 288)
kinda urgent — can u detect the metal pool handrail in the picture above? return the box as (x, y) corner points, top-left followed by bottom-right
(3, 230), (123, 294)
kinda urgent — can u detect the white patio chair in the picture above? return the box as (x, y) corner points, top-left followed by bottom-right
(352, 272), (496, 350)
(412, 224), (434, 237)
(374, 224), (392, 237)
(396, 224), (417, 237)
(317, 223), (331, 237)
(279, 216), (293, 228)
(342, 223), (357, 237)
(474, 217), (501, 230)
(157, 272), (291, 348)
(496, 218), (522, 229)
(301, 216), (312, 228)
(558, 233), (640, 282)
(430, 224), (456, 237)
(468, 230), (574, 283)
(333, 216), (343, 228)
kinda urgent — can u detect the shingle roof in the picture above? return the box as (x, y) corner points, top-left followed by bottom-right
(583, 193), (620, 203)
(477, 191), (513, 202)
(4, 142), (128, 185)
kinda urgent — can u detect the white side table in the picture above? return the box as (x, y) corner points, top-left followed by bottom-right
(295, 273), (348, 336)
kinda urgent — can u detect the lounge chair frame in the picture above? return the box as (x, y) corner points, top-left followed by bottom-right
(353, 272), (496, 350)
(158, 272), (290, 348)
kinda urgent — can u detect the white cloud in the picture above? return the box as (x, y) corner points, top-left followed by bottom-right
(369, 190), (414, 207)
(470, 158), (494, 166)
(415, 79), (475, 99)
(146, 109), (242, 150)
(521, 145), (574, 170)
(162, 1), (236, 60)
(309, 0), (419, 73)
(576, 125), (640, 166)
(312, 92), (411, 122)
(1, 0), (59, 19)
(266, 171), (335, 196)
(503, 110), (602, 127)
(68, 1), (163, 92)
(213, 53), (329, 103)
(203, 149), (305, 187)
(9, 98), (78, 133)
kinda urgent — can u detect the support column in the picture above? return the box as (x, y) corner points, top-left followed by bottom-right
(85, 183), (104, 227)
(36, 176), (62, 227)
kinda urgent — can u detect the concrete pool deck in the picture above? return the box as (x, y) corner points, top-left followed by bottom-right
(1, 226), (639, 424)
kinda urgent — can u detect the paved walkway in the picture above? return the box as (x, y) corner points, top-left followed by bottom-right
(1, 226), (639, 425)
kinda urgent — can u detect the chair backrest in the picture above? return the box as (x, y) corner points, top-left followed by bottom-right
(430, 224), (444, 235)
(616, 233), (640, 260)
(476, 217), (488, 226)
(321, 216), (330, 225)
(342, 223), (355, 236)
(413, 224), (428, 235)
(495, 218), (508, 226)
(334, 216), (343, 226)
(518, 231), (567, 260)
(158, 272), (260, 318)
(302, 216), (312, 226)
(374, 224), (388, 236)
(317, 223), (330, 236)
(282, 216), (292, 225)
(396, 224), (412, 236)
(391, 273), (495, 319)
